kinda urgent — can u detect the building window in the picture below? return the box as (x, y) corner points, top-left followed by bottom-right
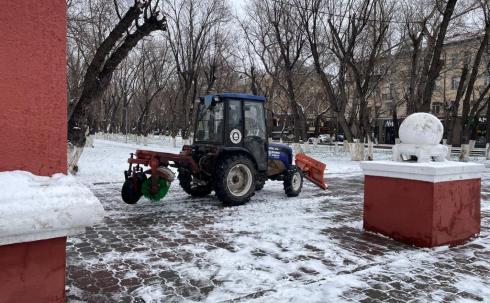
(451, 53), (459, 66)
(382, 93), (389, 101)
(435, 79), (443, 90)
(431, 103), (442, 116)
(484, 73), (490, 86)
(451, 76), (460, 90)
(389, 82), (395, 99)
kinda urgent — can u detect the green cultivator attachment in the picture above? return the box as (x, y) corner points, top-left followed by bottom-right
(122, 150), (188, 204)
(141, 178), (170, 201)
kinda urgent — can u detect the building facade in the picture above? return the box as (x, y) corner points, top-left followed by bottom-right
(367, 34), (489, 145)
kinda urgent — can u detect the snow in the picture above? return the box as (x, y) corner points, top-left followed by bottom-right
(69, 136), (490, 302)
(77, 135), (384, 184)
(399, 112), (444, 145)
(0, 171), (104, 246)
(393, 112), (448, 163)
(361, 160), (485, 182)
(76, 136), (182, 184)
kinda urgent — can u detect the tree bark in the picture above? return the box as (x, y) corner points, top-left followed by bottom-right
(67, 1), (167, 173)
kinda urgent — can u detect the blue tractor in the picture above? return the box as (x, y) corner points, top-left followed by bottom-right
(122, 93), (327, 206)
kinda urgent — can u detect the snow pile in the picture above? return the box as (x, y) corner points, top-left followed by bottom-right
(0, 171), (105, 245)
(361, 160), (485, 182)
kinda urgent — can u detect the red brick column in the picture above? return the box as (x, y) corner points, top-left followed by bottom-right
(0, 238), (67, 303)
(0, 1), (67, 176)
(0, 2), (68, 302)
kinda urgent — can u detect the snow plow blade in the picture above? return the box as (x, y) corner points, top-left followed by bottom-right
(295, 153), (328, 190)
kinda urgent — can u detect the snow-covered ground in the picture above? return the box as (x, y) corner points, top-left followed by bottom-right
(76, 135), (390, 184)
(67, 137), (490, 303)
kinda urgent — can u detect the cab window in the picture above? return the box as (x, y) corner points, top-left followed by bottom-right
(244, 101), (266, 139)
(195, 101), (224, 142)
(228, 99), (242, 130)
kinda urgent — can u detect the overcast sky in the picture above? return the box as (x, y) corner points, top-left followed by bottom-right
(229, 0), (246, 17)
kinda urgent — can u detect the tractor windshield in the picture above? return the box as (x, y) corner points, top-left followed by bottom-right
(194, 101), (224, 143)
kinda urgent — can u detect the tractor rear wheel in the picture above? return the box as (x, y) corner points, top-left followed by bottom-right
(215, 155), (256, 206)
(178, 169), (213, 197)
(121, 172), (147, 204)
(284, 165), (303, 197)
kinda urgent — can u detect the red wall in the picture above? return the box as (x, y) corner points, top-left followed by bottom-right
(0, 238), (67, 303)
(0, 1), (67, 176)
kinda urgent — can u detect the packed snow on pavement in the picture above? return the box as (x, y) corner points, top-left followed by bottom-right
(67, 136), (490, 303)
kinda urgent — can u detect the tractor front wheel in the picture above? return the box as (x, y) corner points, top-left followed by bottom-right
(121, 172), (147, 204)
(178, 169), (213, 197)
(215, 155), (256, 206)
(284, 165), (303, 197)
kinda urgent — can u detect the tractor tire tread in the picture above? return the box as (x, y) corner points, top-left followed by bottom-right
(178, 169), (213, 197)
(283, 165), (303, 197)
(121, 173), (146, 204)
(215, 155), (256, 206)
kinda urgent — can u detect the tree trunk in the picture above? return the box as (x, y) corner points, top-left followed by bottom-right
(420, 0), (457, 110)
(285, 69), (304, 142)
(486, 101), (490, 145)
(67, 2), (166, 173)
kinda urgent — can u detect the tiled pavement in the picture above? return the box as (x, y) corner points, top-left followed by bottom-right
(66, 174), (490, 302)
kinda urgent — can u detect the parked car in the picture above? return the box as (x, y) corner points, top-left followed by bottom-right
(335, 134), (345, 142)
(308, 134), (331, 144)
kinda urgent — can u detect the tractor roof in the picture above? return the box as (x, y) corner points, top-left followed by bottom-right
(206, 92), (266, 102)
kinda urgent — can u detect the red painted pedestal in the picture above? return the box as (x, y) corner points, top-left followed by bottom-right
(361, 161), (483, 247)
(0, 238), (66, 303)
(0, 2), (103, 303)
(0, 2), (68, 302)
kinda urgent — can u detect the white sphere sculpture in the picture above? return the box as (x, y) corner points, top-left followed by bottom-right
(399, 113), (443, 145)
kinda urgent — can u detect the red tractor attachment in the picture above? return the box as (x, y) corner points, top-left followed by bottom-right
(122, 147), (198, 203)
(295, 153), (328, 190)
(122, 147), (328, 204)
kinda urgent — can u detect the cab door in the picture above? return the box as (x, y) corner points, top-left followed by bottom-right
(243, 101), (268, 171)
(225, 99), (243, 146)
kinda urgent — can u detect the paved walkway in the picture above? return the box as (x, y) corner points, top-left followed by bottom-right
(67, 174), (490, 302)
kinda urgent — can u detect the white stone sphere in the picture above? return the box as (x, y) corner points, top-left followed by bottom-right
(399, 113), (443, 145)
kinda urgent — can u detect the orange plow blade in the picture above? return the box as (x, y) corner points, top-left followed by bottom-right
(295, 153), (328, 190)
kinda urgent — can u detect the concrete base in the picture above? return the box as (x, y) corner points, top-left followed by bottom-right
(364, 176), (480, 247)
(0, 237), (66, 303)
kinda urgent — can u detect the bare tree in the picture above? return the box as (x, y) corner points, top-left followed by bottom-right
(164, 0), (230, 142)
(133, 40), (174, 136)
(299, 0), (354, 141)
(446, 1), (490, 144)
(68, 0), (167, 173)
(243, 0), (307, 142)
(402, 0), (459, 113)
(327, 0), (394, 141)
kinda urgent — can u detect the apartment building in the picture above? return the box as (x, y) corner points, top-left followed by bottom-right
(369, 33), (489, 145)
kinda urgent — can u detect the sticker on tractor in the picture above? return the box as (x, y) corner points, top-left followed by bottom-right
(230, 129), (242, 144)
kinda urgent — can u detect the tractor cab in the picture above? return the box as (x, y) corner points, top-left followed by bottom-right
(193, 93), (268, 172)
